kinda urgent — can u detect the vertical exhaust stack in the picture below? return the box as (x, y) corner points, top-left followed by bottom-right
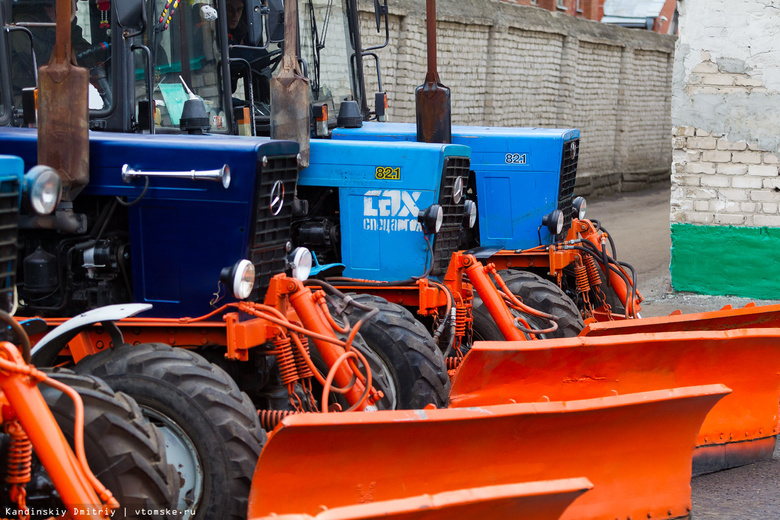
(416, 0), (451, 144)
(270, 0), (311, 167)
(37, 0), (89, 201)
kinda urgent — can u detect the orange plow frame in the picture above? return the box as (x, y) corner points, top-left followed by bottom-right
(582, 302), (780, 336)
(250, 478), (593, 520)
(248, 385), (728, 520)
(450, 328), (780, 474)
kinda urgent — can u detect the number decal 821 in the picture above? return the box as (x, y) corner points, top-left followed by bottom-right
(375, 167), (401, 180)
(505, 153), (527, 165)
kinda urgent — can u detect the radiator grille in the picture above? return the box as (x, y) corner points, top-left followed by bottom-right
(432, 156), (470, 276)
(249, 154), (299, 300)
(557, 138), (580, 236)
(0, 178), (19, 312)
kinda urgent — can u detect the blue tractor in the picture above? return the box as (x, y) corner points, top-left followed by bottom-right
(0, 0), (460, 516)
(327, 0), (642, 325)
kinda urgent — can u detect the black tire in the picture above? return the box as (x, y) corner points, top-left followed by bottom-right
(73, 343), (266, 520)
(18, 369), (179, 519)
(472, 270), (584, 340)
(327, 294), (450, 409)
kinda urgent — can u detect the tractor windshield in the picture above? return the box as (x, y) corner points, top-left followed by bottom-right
(137, 0), (229, 133)
(229, 0), (362, 132)
(299, 0), (359, 125)
(9, 0), (113, 113)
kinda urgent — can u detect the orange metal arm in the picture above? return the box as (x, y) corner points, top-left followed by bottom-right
(284, 279), (373, 410)
(456, 253), (525, 341)
(0, 343), (111, 519)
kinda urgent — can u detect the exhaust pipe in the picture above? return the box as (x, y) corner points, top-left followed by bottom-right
(37, 0), (90, 201)
(270, 0), (311, 167)
(415, 0), (451, 144)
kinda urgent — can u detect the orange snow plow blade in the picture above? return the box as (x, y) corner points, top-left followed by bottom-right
(249, 478), (593, 520)
(582, 303), (780, 336)
(249, 385), (728, 520)
(451, 329), (780, 474)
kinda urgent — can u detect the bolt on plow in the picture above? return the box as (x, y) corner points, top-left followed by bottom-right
(248, 385), (728, 520)
(451, 328), (780, 474)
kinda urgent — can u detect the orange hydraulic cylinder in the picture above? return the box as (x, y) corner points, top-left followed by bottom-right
(459, 255), (525, 341)
(248, 385), (728, 520)
(249, 478), (592, 520)
(450, 328), (780, 473)
(581, 302), (780, 336)
(287, 280), (370, 409)
(0, 345), (108, 519)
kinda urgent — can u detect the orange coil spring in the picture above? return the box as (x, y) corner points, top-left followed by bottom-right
(270, 336), (299, 386)
(292, 334), (314, 379)
(584, 255), (602, 288)
(4, 421), (32, 487)
(258, 409), (304, 431)
(454, 306), (468, 338)
(574, 259), (590, 294)
(446, 356), (463, 370)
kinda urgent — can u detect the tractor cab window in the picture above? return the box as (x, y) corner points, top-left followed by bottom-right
(137, 0), (229, 133)
(9, 0), (112, 112)
(299, 0), (358, 126)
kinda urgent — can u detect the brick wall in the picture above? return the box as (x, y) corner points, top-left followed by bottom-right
(670, 0), (780, 298)
(671, 1), (780, 229)
(358, 0), (676, 196)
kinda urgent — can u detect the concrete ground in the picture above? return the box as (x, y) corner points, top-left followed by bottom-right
(589, 183), (780, 519)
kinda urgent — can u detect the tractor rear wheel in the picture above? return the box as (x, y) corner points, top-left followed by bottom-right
(74, 343), (265, 520)
(472, 270), (584, 340)
(325, 294), (450, 409)
(18, 369), (180, 519)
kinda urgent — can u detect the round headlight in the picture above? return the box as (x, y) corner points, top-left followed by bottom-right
(417, 204), (444, 234)
(289, 247), (312, 281)
(25, 165), (62, 215)
(572, 196), (586, 220)
(542, 209), (564, 236)
(219, 259), (255, 300)
(464, 200), (477, 229)
(452, 176), (464, 204)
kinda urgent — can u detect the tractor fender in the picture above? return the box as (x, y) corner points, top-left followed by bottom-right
(31, 303), (152, 366)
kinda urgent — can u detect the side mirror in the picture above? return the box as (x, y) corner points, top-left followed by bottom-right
(115, 0), (146, 33)
(373, 0), (387, 33)
(245, 0), (264, 47)
(265, 0), (284, 43)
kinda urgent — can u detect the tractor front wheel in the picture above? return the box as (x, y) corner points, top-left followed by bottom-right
(74, 343), (265, 520)
(327, 294), (450, 409)
(472, 270), (584, 340)
(18, 369), (180, 519)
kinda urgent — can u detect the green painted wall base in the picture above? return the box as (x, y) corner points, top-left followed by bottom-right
(671, 223), (780, 299)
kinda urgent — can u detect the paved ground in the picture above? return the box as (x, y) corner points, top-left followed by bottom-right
(589, 184), (780, 519)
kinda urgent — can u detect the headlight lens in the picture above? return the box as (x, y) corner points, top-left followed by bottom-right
(464, 200), (477, 228)
(417, 204), (443, 234)
(25, 165), (62, 215)
(572, 196), (586, 220)
(452, 176), (464, 204)
(542, 209), (564, 235)
(289, 247), (312, 281)
(220, 259), (255, 300)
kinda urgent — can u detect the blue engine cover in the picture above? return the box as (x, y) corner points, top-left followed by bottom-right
(304, 139), (470, 281)
(0, 128), (298, 318)
(332, 122), (579, 249)
(0, 154), (24, 195)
